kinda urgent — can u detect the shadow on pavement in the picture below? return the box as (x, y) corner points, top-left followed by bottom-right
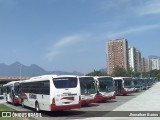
(81, 103), (99, 108)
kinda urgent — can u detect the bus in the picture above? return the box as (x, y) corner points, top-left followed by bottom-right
(141, 78), (148, 90)
(3, 81), (21, 104)
(113, 77), (135, 95)
(0, 86), (4, 99)
(19, 75), (81, 112)
(94, 76), (116, 102)
(133, 78), (143, 92)
(147, 78), (156, 88)
(78, 76), (96, 105)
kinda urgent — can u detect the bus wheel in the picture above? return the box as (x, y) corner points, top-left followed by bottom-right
(35, 102), (40, 112)
(21, 100), (25, 108)
(6, 97), (8, 103)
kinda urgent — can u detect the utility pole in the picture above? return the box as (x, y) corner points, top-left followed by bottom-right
(19, 64), (22, 80)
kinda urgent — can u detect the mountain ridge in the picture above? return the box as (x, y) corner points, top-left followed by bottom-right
(0, 62), (83, 76)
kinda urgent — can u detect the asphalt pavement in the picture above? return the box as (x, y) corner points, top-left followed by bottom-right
(0, 98), (5, 104)
(78, 82), (160, 120)
(1, 82), (160, 120)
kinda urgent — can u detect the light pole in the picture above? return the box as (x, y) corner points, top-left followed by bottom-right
(130, 67), (133, 77)
(19, 64), (22, 80)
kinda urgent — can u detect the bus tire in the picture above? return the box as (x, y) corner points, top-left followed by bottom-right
(35, 102), (40, 112)
(6, 97), (8, 103)
(21, 99), (25, 108)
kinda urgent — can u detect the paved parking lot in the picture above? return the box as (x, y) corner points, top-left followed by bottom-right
(1, 90), (143, 120)
(1, 82), (159, 120)
(79, 82), (160, 120)
(0, 98), (5, 104)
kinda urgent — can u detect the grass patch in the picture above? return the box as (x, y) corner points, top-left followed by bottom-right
(0, 104), (36, 120)
(0, 118), (22, 120)
(0, 104), (16, 111)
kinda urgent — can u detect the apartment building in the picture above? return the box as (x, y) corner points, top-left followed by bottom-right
(150, 58), (160, 70)
(106, 38), (129, 75)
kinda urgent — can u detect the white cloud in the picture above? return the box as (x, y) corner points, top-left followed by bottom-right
(45, 34), (90, 61)
(100, 0), (131, 10)
(106, 24), (160, 38)
(135, 0), (160, 16)
(100, 0), (160, 16)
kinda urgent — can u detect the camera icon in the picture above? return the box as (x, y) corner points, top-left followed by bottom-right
(2, 112), (12, 117)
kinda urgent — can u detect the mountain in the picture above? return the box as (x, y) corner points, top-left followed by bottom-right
(0, 62), (83, 76)
(149, 55), (160, 59)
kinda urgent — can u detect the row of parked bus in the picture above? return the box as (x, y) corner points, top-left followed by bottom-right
(2, 75), (157, 112)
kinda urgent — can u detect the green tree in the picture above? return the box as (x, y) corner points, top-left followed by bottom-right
(86, 70), (107, 76)
(150, 69), (159, 77)
(142, 72), (150, 78)
(112, 66), (127, 77)
(156, 72), (160, 79)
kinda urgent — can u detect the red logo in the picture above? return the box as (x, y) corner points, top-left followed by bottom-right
(61, 97), (74, 101)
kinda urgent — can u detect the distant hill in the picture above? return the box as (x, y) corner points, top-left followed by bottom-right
(0, 62), (83, 76)
(149, 55), (160, 59)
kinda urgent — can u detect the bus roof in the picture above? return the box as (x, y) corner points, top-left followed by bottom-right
(94, 76), (113, 79)
(113, 77), (132, 80)
(20, 74), (78, 83)
(78, 76), (94, 78)
(3, 80), (21, 87)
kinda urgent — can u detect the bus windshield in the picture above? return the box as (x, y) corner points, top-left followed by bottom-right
(53, 77), (77, 88)
(142, 79), (148, 86)
(79, 77), (95, 95)
(134, 80), (142, 87)
(0, 88), (3, 95)
(124, 80), (134, 88)
(98, 77), (114, 92)
(14, 83), (20, 96)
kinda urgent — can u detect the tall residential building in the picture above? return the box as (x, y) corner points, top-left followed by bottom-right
(150, 58), (160, 70)
(106, 38), (129, 75)
(128, 46), (144, 73)
(128, 46), (137, 72)
(141, 57), (145, 72)
(144, 58), (152, 72)
(135, 50), (142, 73)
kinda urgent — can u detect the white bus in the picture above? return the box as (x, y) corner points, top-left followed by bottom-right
(78, 76), (96, 105)
(133, 78), (143, 92)
(19, 75), (81, 112)
(0, 86), (4, 99)
(3, 81), (21, 105)
(113, 77), (135, 95)
(94, 76), (116, 102)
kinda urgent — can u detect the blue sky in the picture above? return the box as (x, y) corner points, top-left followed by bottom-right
(0, 0), (160, 74)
